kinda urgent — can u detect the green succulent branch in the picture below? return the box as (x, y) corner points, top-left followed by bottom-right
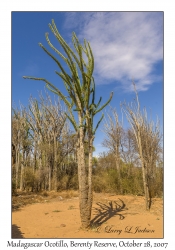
(93, 113), (104, 135)
(23, 76), (72, 109)
(93, 91), (113, 115)
(23, 19), (113, 143)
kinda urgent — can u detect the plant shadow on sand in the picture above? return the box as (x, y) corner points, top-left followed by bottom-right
(12, 224), (24, 238)
(90, 198), (127, 228)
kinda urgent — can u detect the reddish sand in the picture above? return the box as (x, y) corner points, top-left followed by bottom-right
(12, 193), (163, 238)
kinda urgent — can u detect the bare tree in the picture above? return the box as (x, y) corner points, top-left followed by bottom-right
(121, 82), (162, 210)
(12, 110), (21, 189)
(12, 91), (77, 193)
(102, 107), (123, 193)
(12, 107), (31, 190)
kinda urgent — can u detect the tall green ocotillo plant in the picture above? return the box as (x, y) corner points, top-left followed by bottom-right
(23, 19), (113, 229)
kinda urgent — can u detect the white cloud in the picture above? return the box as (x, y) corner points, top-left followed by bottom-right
(64, 12), (163, 92)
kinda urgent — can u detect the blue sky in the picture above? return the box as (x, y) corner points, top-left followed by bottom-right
(12, 11), (163, 156)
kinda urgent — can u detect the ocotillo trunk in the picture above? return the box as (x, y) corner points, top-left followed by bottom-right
(87, 134), (94, 224)
(77, 116), (93, 229)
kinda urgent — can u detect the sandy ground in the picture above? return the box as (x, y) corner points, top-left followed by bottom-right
(12, 192), (163, 239)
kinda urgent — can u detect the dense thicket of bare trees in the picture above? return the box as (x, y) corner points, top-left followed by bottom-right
(12, 93), (77, 193)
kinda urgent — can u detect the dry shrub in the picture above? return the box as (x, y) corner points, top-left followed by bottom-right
(93, 171), (115, 193)
(12, 179), (17, 196)
(23, 167), (36, 191)
(42, 191), (49, 197)
(93, 166), (144, 195)
(149, 167), (163, 198)
(57, 174), (78, 191)
(59, 190), (78, 199)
